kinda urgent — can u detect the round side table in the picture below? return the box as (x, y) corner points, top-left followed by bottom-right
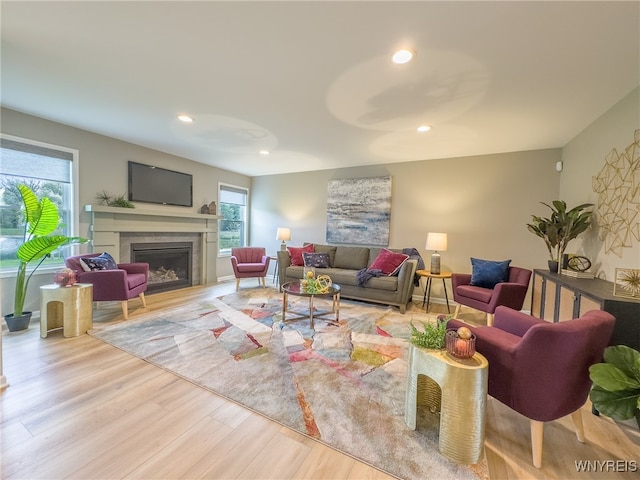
(416, 269), (452, 313)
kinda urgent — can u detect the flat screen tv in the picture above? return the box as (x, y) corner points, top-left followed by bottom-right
(128, 161), (193, 207)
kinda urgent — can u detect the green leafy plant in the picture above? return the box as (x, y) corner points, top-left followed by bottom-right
(10, 184), (88, 317)
(410, 315), (451, 349)
(526, 200), (593, 261)
(95, 191), (135, 208)
(589, 345), (640, 429)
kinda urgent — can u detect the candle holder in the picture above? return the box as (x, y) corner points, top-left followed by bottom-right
(446, 329), (476, 358)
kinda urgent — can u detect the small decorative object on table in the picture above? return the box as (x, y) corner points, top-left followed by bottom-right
(446, 327), (476, 358)
(53, 268), (77, 287)
(613, 268), (640, 298)
(300, 270), (332, 294)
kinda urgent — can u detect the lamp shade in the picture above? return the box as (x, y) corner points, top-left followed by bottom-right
(426, 232), (448, 252)
(276, 227), (291, 242)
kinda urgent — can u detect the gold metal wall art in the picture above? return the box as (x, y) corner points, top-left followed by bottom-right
(592, 129), (640, 257)
(613, 268), (640, 298)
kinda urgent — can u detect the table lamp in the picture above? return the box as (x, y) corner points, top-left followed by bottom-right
(276, 227), (291, 251)
(426, 232), (447, 275)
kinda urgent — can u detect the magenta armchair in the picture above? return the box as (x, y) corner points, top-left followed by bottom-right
(230, 247), (270, 291)
(449, 306), (615, 468)
(65, 253), (149, 319)
(452, 266), (532, 325)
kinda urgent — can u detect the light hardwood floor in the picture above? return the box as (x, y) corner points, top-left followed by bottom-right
(2, 281), (639, 480)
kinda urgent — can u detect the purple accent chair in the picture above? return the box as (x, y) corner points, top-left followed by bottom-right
(452, 266), (532, 325)
(230, 247), (270, 292)
(65, 253), (149, 320)
(449, 306), (615, 468)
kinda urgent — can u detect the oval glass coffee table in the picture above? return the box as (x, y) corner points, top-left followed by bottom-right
(281, 281), (341, 329)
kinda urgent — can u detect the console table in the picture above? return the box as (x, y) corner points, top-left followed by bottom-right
(531, 269), (640, 350)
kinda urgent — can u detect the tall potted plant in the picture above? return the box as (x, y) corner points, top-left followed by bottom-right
(526, 200), (593, 272)
(3, 184), (88, 332)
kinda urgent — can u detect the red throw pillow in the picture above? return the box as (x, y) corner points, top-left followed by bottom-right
(287, 244), (315, 266)
(369, 249), (409, 276)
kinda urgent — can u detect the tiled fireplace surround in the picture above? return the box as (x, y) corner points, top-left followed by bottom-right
(84, 205), (221, 288)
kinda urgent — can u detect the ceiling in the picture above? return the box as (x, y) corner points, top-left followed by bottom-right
(1, 1), (639, 177)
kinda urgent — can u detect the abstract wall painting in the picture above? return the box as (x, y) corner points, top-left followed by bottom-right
(326, 176), (391, 246)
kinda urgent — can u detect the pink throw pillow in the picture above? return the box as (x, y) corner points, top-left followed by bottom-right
(369, 249), (409, 276)
(287, 244), (315, 266)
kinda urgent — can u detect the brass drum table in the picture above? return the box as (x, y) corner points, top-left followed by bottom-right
(40, 283), (93, 338)
(404, 344), (488, 464)
(281, 281), (341, 330)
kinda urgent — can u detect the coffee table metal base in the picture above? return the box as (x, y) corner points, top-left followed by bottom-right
(281, 281), (341, 329)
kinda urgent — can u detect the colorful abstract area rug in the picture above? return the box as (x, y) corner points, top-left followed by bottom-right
(90, 288), (487, 480)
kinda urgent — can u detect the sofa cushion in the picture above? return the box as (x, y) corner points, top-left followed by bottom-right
(80, 252), (118, 271)
(334, 246), (370, 270)
(313, 244), (337, 267)
(470, 257), (511, 288)
(288, 244), (315, 266)
(303, 252), (330, 268)
(369, 248), (409, 276)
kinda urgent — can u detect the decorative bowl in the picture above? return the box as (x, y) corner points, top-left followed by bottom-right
(446, 329), (476, 358)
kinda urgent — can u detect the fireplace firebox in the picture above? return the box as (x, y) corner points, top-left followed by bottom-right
(131, 242), (192, 294)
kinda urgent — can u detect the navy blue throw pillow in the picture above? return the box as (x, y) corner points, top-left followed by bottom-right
(303, 252), (330, 268)
(80, 252), (118, 271)
(469, 258), (511, 288)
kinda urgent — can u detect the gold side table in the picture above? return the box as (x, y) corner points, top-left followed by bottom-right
(404, 344), (488, 464)
(40, 283), (93, 338)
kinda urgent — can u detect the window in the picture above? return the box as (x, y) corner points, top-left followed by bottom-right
(0, 134), (78, 270)
(218, 183), (248, 256)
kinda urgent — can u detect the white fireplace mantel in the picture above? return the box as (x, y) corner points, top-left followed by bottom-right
(84, 205), (222, 285)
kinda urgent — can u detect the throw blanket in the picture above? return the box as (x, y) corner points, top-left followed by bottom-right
(403, 247), (426, 286)
(356, 268), (383, 286)
(356, 248), (426, 287)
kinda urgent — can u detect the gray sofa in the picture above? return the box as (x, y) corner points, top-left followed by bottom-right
(277, 244), (418, 313)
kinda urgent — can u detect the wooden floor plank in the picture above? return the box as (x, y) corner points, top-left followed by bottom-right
(2, 281), (639, 480)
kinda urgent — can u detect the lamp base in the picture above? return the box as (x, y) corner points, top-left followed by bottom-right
(280, 242), (287, 251)
(430, 252), (441, 275)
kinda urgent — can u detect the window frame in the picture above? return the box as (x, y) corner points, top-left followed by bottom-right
(217, 182), (249, 257)
(0, 133), (80, 276)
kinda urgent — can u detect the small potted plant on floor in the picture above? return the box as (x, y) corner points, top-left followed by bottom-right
(3, 184), (88, 332)
(526, 200), (593, 272)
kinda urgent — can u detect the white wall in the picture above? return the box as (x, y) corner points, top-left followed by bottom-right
(560, 87), (640, 279)
(1, 107), (251, 316)
(251, 149), (562, 304)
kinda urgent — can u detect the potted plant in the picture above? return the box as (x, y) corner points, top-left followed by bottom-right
(526, 200), (593, 272)
(410, 315), (451, 349)
(3, 184), (88, 332)
(589, 345), (640, 429)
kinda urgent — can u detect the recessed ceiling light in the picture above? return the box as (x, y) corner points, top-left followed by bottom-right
(177, 114), (194, 123)
(259, 150), (270, 155)
(392, 48), (415, 64)
(417, 125), (431, 132)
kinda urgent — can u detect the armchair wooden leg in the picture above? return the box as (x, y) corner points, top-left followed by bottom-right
(530, 419), (544, 468)
(235, 279), (240, 292)
(139, 292), (147, 308)
(487, 313), (495, 326)
(261, 277), (266, 288)
(121, 301), (129, 320)
(454, 304), (461, 318)
(571, 409), (585, 443)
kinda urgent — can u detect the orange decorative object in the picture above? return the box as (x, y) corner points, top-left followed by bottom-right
(53, 268), (77, 287)
(446, 329), (476, 358)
